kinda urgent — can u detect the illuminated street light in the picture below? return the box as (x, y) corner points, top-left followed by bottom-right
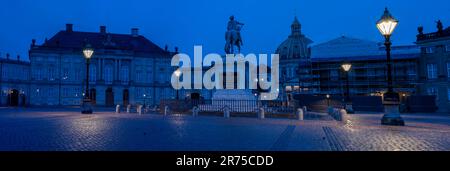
(174, 69), (181, 100)
(81, 43), (94, 114)
(341, 63), (352, 103)
(377, 8), (404, 126)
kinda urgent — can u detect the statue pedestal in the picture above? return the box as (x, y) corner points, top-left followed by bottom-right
(212, 89), (256, 101)
(208, 89), (257, 113)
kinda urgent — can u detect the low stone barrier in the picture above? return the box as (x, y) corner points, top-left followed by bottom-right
(328, 107), (348, 122)
(297, 108), (304, 121)
(115, 105), (121, 113)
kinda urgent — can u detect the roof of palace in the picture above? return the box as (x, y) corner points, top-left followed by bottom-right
(31, 25), (170, 55)
(311, 36), (420, 62)
(275, 17), (313, 60)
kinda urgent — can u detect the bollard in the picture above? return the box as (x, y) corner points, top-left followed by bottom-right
(339, 109), (348, 122)
(127, 104), (131, 113)
(223, 106), (230, 118)
(164, 105), (169, 116)
(303, 106), (307, 114)
(192, 106), (199, 117)
(258, 107), (265, 119)
(137, 105), (142, 115)
(297, 108), (304, 121)
(115, 105), (121, 114)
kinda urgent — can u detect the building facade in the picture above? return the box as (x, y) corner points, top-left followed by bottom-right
(28, 24), (176, 106)
(416, 21), (450, 113)
(310, 36), (420, 98)
(275, 17), (314, 100)
(0, 54), (31, 106)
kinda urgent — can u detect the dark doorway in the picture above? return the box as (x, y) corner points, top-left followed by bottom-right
(90, 89), (96, 105)
(8, 89), (19, 107)
(105, 87), (114, 106)
(191, 93), (200, 100)
(123, 89), (129, 106)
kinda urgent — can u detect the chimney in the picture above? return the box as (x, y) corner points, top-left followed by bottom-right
(165, 45), (168, 52)
(66, 24), (73, 32)
(131, 28), (139, 37)
(17, 55), (20, 61)
(31, 39), (36, 47)
(100, 26), (106, 34)
(6, 53), (10, 60)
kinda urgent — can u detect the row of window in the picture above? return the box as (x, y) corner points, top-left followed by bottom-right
(1, 66), (29, 80)
(426, 63), (450, 79)
(423, 45), (450, 54)
(32, 65), (171, 84)
(426, 87), (450, 102)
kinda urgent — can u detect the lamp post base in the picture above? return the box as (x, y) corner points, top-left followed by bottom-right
(381, 104), (404, 126)
(381, 114), (405, 126)
(81, 99), (93, 114)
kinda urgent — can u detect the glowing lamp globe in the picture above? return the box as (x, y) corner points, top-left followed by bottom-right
(376, 8), (398, 37)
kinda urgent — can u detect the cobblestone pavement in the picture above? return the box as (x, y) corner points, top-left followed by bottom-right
(0, 108), (449, 151)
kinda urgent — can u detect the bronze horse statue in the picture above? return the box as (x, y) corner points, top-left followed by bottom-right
(225, 23), (243, 54)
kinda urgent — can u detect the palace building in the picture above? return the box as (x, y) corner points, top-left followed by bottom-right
(0, 54), (31, 106)
(28, 24), (177, 106)
(416, 21), (450, 113)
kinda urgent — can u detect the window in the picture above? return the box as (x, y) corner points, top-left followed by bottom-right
(48, 67), (56, 81)
(104, 65), (113, 84)
(448, 88), (450, 101)
(136, 70), (144, 83)
(447, 63), (450, 78)
(120, 66), (129, 84)
(2, 66), (8, 80)
(424, 47), (434, 54)
(330, 70), (339, 81)
(427, 87), (439, 101)
(62, 68), (69, 80)
(62, 88), (69, 97)
(427, 64), (438, 79)
(35, 68), (43, 80)
(74, 69), (81, 81)
(89, 65), (97, 83)
(446, 45), (450, 52)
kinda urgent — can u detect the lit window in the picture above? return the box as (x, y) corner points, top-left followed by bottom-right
(427, 64), (438, 79)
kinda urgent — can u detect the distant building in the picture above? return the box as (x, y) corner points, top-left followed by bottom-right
(28, 24), (176, 106)
(416, 21), (450, 113)
(310, 36), (420, 98)
(275, 17), (313, 101)
(0, 54), (30, 106)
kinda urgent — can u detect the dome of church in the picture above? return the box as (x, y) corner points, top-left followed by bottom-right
(276, 17), (313, 60)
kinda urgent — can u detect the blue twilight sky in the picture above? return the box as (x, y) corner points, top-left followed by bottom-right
(0, 0), (449, 61)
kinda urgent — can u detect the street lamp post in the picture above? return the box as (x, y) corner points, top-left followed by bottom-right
(341, 63), (352, 102)
(81, 44), (94, 114)
(326, 94), (330, 107)
(376, 7), (404, 126)
(341, 63), (353, 113)
(174, 69), (181, 100)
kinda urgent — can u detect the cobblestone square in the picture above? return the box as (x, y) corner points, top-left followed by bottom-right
(0, 107), (449, 151)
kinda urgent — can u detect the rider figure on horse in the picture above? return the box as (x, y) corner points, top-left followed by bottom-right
(225, 16), (244, 54)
